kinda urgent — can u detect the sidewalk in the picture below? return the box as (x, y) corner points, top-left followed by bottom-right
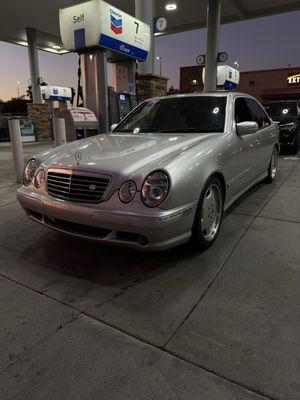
(0, 144), (299, 400)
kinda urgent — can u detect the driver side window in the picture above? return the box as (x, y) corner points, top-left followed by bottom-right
(235, 98), (252, 123)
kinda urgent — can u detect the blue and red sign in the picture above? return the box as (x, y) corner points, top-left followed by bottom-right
(110, 9), (122, 35)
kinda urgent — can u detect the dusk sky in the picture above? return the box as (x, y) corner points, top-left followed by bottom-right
(0, 10), (299, 101)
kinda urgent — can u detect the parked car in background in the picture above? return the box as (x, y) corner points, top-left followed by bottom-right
(0, 117), (10, 141)
(17, 92), (279, 251)
(264, 100), (299, 154)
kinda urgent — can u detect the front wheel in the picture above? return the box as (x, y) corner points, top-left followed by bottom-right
(190, 177), (224, 250)
(265, 146), (278, 184)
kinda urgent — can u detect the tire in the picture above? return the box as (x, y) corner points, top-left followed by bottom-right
(265, 146), (278, 184)
(190, 177), (224, 250)
(291, 142), (298, 155)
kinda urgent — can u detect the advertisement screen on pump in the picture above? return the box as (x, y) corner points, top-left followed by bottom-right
(59, 0), (150, 61)
(70, 108), (98, 123)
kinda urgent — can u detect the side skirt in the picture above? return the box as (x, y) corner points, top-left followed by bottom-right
(223, 171), (268, 212)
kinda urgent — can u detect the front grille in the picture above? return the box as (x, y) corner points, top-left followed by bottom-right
(44, 216), (112, 238)
(47, 170), (110, 204)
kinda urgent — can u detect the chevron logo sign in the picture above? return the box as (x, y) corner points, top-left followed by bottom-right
(110, 9), (122, 35)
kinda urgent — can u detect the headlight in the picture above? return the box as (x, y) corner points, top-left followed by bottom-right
(119, 180), (137, 203)
(281, 122), (297, 132)
(141, 171), (170, 207)
(35, 169), (45, 188)
(23, 159), (37, 186)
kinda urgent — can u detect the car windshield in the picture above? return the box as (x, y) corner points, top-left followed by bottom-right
(114, 96), (227, 134)
(264, 102), (298, 118)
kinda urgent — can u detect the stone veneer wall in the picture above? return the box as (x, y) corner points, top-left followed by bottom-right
(27, 103), (52, 142)
(137, 74), (169, 102)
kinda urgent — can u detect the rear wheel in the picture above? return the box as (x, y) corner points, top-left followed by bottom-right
(191, 177), (224, 250)
(291, 141), (298, 155)
(265, 146), (278, 184)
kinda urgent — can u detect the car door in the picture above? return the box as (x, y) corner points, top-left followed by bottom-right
(230, 97), (261, 196)
(246, 98), (273, 170)
(255, 101), (277, 163)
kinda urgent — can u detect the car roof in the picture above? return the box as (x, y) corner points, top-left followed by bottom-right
(263, 100), (298, 104)
(154, 91), (258, 101)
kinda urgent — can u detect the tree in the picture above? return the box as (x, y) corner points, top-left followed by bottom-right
(1, 97), (30, 114)
(167, 85), (180, 95)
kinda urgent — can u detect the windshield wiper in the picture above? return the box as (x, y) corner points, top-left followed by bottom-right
(152, 128), (220, 133)
(152, 128), (199, 133)
(114, 129), (152, 133)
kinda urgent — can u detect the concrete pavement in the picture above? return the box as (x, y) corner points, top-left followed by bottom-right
(0, 142), (299, 399)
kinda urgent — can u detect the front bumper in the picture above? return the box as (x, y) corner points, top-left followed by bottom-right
(279, 130), (297, 146)
(17, 187), (196, 251)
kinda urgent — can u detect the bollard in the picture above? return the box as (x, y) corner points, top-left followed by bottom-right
(53, 118), (67, 147)
(8, 119), (24, 183)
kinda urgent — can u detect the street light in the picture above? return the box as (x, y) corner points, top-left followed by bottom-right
(156, 56), (162, 76)
(234, 60), (240, 70)
(17, 81), (21, 98)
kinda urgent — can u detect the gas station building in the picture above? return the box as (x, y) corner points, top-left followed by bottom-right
(180, 64), (300, 101)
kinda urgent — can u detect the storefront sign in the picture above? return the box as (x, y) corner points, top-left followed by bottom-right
(287, 74), (300, 85)
(59, 0), (150, 61)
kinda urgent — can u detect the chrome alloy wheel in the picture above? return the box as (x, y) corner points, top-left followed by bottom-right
(201, 183), (223, 242)
(271, 147), (278, 180)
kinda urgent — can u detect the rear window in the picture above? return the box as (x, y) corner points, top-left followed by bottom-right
(264, 102), (297, 118)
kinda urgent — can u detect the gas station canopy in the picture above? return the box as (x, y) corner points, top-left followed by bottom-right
(0, 0), (299, 53)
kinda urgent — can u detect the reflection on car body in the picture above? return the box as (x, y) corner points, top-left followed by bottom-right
(17, 92), (279, 251)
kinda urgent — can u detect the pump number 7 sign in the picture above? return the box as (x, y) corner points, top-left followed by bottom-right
(154, 17), (167, 33)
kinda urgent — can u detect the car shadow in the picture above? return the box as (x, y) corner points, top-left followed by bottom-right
(224, 182), (264, 215)
(20, 228), (201, 290)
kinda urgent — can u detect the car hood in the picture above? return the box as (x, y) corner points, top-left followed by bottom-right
(38, 132), (217, 184)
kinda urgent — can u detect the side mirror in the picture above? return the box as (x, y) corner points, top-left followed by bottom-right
(111, 123), (118, 132)
(237, 121), (258, 135)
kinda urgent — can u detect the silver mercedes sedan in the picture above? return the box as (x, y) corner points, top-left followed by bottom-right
(17, 92), (279, 251)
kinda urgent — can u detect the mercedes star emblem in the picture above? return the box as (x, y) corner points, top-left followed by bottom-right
(75, 151), (82, 165)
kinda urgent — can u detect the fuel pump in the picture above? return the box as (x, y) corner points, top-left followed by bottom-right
(59, 0), (150, 133)
(41, 85), (99, 142)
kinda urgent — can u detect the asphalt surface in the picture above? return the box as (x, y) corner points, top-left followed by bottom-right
(0, 141), (299, 400)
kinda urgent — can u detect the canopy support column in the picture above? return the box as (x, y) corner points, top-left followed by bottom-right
(204, 0), (221, 92)
(26, 27), (42, 103)
(135, 0), (154, 75)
